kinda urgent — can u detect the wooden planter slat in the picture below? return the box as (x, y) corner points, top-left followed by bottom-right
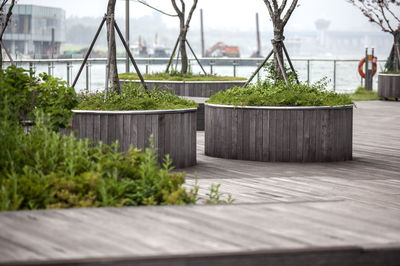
(71, 109), (197, 168)
(378, 74), (400, 99)
(205, 104), (353, 162)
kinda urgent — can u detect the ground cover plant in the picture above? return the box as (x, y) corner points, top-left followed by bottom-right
(77, 83), (198, 111)
(119, 72), (246, 82)
(350, 87), (380, 101)
(207, 64), (353, 107)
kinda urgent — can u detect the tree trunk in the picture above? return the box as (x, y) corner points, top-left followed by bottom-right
(273, 26), (285, 79)
(180, 29), (189, 74)
(106, 0), (120, 93)
(394, 32), (399, 73)
(0, 43), (2, 69)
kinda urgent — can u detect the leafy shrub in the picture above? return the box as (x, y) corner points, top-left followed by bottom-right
(119, 71), (246, 81)
(77, 83), (197, 110)
(0, 66), (78, 130)
(0, 112), (199, 211)
(207, 63), (353, 107)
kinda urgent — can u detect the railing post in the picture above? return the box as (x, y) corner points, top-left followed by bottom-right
(333, 60), (337, 92)
(48, 62), (52, 75)
(146, 60), (149, 74)
(307, 59), (310, 84)
(66, 62), (71, 85)
(257, 61), (261, 82)
(29, 62), (33, 78)
(86, 62), (90, 94)
(233, 60), (238, 77)
(210, 60), (215, 75)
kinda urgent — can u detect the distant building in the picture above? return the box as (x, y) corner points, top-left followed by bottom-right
(2, 4), (66, 58)
(206, 42), (240, 58)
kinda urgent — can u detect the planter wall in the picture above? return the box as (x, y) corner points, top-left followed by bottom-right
(205, 104), (353, 162)
(378, 74), (400, 100)
(121, 80), (246, 97)
(71, 108), (197, 168)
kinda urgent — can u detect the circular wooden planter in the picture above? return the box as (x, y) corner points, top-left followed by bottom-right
(121, 80), (246, 97)
(205, 104), (353, 162)
(378, 73), (400, 100)
(71, 108), (197, 168)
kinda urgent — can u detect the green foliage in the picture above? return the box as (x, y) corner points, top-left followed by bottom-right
(350, 87), (380, 101)
(0, 69), (232, 211)
(119, 72), (246, 81)
(0, 112), (199, 211)
(32, 73), (78, 130)
(77, 83), (197, 111)
(0, 66), (78, 130)
(204, 184), (235, 205)
(208, 63), (353, 107)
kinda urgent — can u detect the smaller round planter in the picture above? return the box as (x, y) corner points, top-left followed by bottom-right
(71, 108), (197, 168)
(378, 73), (400, 100)
(205, 104), (353, 162)
(121, 80), (246, 97)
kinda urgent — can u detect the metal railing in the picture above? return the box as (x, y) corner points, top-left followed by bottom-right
(3, 57), (387, 93)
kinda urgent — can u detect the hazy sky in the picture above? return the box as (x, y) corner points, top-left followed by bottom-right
(17, 0), (382, 33)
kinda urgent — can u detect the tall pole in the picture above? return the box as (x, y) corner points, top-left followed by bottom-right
(51, 28), (55, 59)
(256, 13), (261, 57)
(200, 9), (205, 57)
(125, 0), (130, 73)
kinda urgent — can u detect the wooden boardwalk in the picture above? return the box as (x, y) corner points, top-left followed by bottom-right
(1, 101), (400, 266)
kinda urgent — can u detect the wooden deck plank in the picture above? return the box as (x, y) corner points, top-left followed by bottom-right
(1, 101), (400, 266)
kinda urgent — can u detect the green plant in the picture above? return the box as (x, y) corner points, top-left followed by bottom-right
(0, 66), (78, 130)
(119, 72), (246, 82)
(32, 73), (78, 130)
(207, 63), (353, 107)
(204, 184), (235, 204)
(0, 70), (233, 211)
(77, 83), (197, 111)
(0, 112), (200, 211)
(350, 86), (380, 101)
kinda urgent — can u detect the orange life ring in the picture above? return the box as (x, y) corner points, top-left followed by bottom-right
(358, 56), (377, 78)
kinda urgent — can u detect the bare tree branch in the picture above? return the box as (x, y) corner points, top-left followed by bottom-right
(282, 0), (298, 27)
(263, 0), (275, 20)
(379, 4), (394, 32)
(347, 0), (400, 71)
(134, 0), (178, 17)
(271, 0), (278, 12)
(383, 1), (400, 24)
(347, 0), (400, 34)
(171, 0), (183, 16)
(278, 0), (288, 15)
(185, 0), (198, 29)
(0, 0), (16, 41)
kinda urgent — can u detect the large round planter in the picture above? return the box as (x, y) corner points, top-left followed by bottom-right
(71, 108), (197, 168)
(378, 73), (400, 100)
(121, 80), (246, 97)
(205, 104), (353, 162)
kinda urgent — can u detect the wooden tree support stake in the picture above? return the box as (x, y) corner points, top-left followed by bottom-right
(114, 21), (147, 90)
(166, 36), (180, 73)
(244, 50), (273, 87)
(282, 42), (299, 84)
(72, 16), (106, 88)
(244, 38), (294, 88)
(1, 40), (14, 65)
(186, 40), (207, 75)
(72, 15), (147, 91)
